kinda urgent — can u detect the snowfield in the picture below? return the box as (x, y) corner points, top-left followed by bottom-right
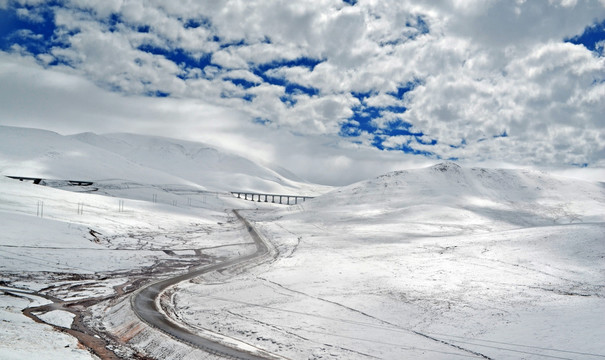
(169, 163), (605, 359)
(1, 126), (604, 359)
(0, 289), (93, 360)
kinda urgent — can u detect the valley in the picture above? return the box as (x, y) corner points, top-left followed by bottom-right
(1, 126), (604, 360)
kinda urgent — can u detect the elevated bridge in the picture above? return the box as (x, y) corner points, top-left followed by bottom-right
(6, 176), (44, 184)
(231, 191), (313, 205)
(6, 176), (94, 186)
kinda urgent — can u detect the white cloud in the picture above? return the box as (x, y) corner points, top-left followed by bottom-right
(15, 7), (45, 22)
(11, 28), (42, 40)
(423, 0), (604, 47)
(221, 69), (263, 84)
(211, 49), (249, 70)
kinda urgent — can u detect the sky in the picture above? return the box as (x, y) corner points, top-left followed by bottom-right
(0, 0), (604, 185)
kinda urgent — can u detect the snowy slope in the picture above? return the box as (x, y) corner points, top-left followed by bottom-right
(70, 132), (328, 195)
(0, 170), (264, 360)
(302, 161), (605, 233)
(0, 126), (190, 186)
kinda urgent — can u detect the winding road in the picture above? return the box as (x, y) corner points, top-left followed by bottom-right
(131, 210), (280, 360)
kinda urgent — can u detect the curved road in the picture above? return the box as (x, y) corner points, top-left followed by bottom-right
(131, 210), (280, 360)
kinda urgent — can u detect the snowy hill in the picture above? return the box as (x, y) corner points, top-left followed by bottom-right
(0, 126), (329, 195)
(70, 132), (325, 195)
(301, 161), (605, 235)
(0, 126), (188, 186)
(173, 162), (605, 359)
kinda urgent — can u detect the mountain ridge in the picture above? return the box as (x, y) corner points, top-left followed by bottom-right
(0, 125), (328, 195)
(297, 161), (605, 236)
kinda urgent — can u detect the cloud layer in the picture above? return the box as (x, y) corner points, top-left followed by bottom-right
(0, 0), (604, 183)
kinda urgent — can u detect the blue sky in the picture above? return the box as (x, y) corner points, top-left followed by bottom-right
(0, 1), (604, 184)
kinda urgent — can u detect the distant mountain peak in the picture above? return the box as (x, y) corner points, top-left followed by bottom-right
(306, 162), (605, 229)
(431, 161), (462, 172)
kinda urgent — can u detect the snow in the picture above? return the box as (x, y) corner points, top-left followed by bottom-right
(0, 176), (214, 274)
(37, 127), (322, 194)
(0, 292), (95, 360)
(1, 126), (604, 359)
(38, 310), (76, 329)
(0, 126), (186, 186)
(70, 132), (328, 195)
(0, 126), (322, 359)
(169, 163), (605, 359)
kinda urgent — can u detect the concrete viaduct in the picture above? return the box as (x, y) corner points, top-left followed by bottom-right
(231, 191), (313, 205)
(6, 176), (93, 186)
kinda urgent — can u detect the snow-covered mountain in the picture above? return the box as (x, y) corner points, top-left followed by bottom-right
(187, 162), (604, 359)
(2, 130), (604, 359)
(70, 132), (326, 195)
(0, 126), (328, 195)
(298, 162), (605, 235)
(0, 126), (189, 185)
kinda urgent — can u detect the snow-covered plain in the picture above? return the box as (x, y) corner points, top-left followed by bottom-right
(1, 126), (604, 359)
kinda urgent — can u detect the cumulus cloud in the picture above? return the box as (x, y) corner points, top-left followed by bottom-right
(0, 0), (604, 182)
